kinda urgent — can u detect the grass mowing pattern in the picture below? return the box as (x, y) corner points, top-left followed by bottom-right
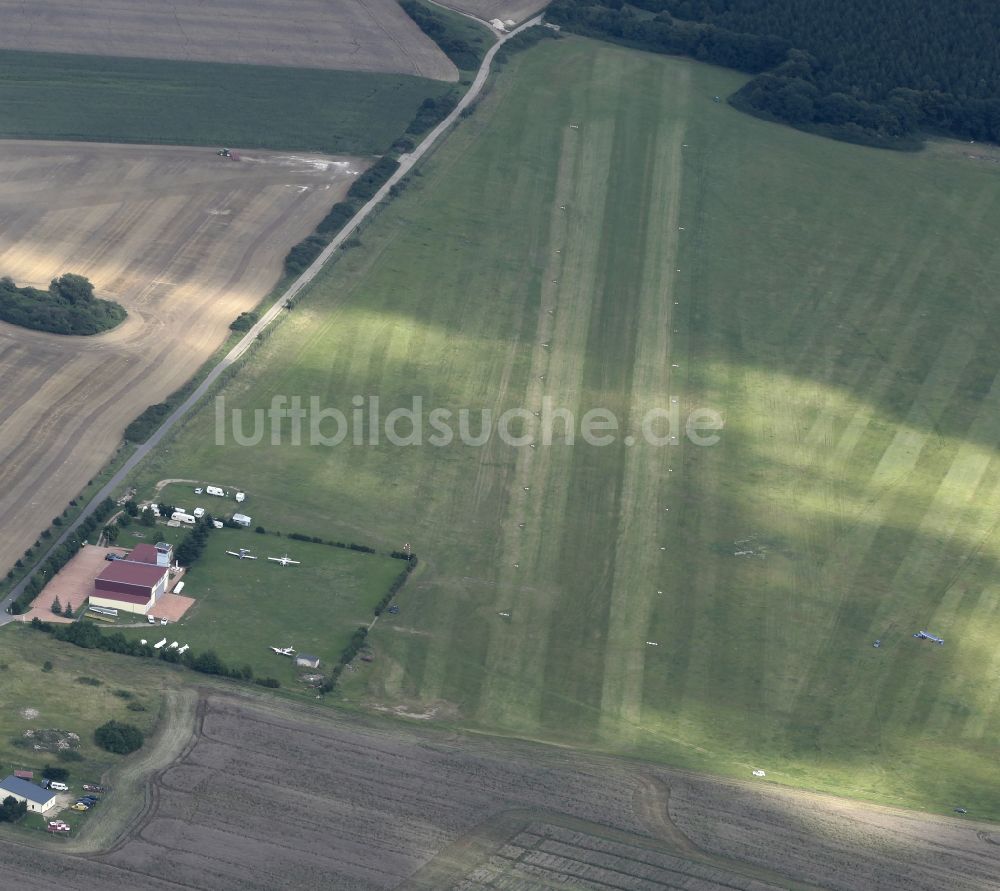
(134, 38), (1000, 818)
(0, 50), (454, 155)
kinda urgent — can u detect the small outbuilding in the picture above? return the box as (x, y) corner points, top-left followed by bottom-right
(0, 775), (57, 813)
(295, 653), (321, 669)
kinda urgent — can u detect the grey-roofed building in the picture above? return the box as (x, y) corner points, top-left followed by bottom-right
(0, 775), (57, 812)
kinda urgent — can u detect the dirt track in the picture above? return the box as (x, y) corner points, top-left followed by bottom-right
(0, 141), (361, 577)
(0, 693), (995, 889)
(0, 0), (457, 81)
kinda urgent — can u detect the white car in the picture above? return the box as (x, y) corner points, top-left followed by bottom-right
(194, 487), (203, 494)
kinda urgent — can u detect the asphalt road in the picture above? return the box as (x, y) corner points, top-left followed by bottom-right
(0, 16), (541, 623)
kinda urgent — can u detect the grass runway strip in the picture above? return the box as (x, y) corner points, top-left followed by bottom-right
(133, 37), (1000, 819)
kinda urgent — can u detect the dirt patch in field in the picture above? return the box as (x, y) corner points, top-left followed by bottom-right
(0, 141), (362, 577)
(1, 694), (993, 889)
(0, 0), (458, 81)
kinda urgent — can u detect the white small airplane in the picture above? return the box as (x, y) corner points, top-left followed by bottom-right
(267, 554), (301, 566)
(226, 548), (257, 560)
(269, 645), (296, 656)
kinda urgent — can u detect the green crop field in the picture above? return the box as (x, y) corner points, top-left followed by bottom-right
(131, 37), (1000, 818)
(117, 528), (402, 683)
(0, 51), (453, 155)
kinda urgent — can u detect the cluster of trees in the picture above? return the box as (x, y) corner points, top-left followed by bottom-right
(9, 497), (117, 614)
(50, 596), (75, 618)
(0, 796), (27, 823)
(124, 401), (173, 443)
(0, 274), (126, 335)
(174, 517), (213, 565)
(94, 720), (144, 755)
(400, 0), (487, 71)
(547, 0), (1000, 147)
(548, 1), (790, 72)
(229, 310), (258, 332)
(406, 93), (459, 137)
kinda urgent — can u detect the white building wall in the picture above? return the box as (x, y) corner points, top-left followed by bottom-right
(90, 594), (151, 616)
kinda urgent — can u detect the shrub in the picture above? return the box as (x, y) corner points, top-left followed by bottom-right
(0, 795), (27, 823)
(94, 720), (144, 755)
(229, 310), (259, 332)
(57, 749), (83, 762)
(42, 765), (69, 782)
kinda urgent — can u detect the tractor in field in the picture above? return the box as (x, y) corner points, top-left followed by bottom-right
(216, 148), (240, 161)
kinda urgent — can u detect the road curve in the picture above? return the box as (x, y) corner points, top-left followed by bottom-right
(1, 15), (541, 622)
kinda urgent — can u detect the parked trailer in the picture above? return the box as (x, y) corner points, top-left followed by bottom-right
(86, 612), (116, 623)
(171, 511), (196, 525)
(173, 581), (185, 594)
(153, 638), (168, 649)
(206, 486), (225, 497)
(88, 605), (118, 617)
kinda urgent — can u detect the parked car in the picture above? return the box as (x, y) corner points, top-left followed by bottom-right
(70, 803), (89, 811)
(82, 784), (105, 793)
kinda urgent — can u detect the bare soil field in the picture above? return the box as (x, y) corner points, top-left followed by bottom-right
(0, 140), (363, 578)
(0, 0), (457, 81)
(437, 0), (547, 24)
(1, 694), (995, 889)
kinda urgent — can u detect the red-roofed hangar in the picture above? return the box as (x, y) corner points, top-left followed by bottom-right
(90, 549), (172, 615)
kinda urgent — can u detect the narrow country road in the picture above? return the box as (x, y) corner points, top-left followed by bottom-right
(0, 14), (542, 622)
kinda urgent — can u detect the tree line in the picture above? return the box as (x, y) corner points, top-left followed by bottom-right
(0, 274), (126, 335)
(8, 496), (118, 615)
(400, 0), (488, 71)
(546, 0), (1000, 148)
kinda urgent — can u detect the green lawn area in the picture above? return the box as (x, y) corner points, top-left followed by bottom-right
(0, 626), (163, 792)
(118, 528), (403, 684)
(130, 37), (1000, 819)
(0, 51), (454, 155)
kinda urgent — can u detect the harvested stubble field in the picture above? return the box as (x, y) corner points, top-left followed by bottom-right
(0, 140), (362, 577)
(0, 0), (457, 81)
(0, 694), (996, 889)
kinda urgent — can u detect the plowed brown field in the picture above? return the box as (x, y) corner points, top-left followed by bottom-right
(0, 140), (363, 576)
(0, 0), (457, 81)
(2, 694), (995, 889)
